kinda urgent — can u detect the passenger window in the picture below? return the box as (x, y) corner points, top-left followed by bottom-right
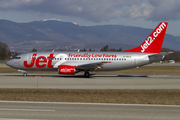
(72, 58), (74, 60)
(80, 58), (82, 60)
(109, 58), (111, 60)
(83, 58), (85, 60)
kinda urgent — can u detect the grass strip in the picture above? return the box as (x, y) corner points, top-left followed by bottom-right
(0, 89), (180, 105)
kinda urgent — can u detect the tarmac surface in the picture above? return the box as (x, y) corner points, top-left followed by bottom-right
(0, 101), (180, 120)
(0, 73), (180, 89)
(1, 63), (180, 119)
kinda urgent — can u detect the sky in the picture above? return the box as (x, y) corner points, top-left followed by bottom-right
(0, 0), (180, 36)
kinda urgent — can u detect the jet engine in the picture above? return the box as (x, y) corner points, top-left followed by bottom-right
(58, 65), (76, 74)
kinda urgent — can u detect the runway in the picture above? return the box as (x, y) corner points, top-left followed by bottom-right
(0, 101), (180, 120)
(0, 73), (180, 89)
(0, 65), (180, 119)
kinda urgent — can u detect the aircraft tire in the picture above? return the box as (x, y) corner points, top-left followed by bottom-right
(84, 71), (90, 78)
(23, 73), (27, 76)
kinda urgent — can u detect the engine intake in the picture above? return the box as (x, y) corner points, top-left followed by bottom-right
(58, 65), (76, 74)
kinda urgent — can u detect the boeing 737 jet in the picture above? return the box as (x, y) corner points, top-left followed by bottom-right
(6, 22), (171, 77)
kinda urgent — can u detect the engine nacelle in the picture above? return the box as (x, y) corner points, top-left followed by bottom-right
(58, 65), (76, 74)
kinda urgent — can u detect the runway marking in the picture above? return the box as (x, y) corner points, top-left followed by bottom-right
(0, 108), (55, 112)
(0, 118), (40, 120)
(0, 101), (180, 108)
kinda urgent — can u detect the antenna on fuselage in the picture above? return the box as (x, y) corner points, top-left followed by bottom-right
(77, 49), (80, 52)
(52, 49), (54, 52)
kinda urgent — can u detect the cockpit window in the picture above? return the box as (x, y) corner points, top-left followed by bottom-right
(14, 57), (21, 59)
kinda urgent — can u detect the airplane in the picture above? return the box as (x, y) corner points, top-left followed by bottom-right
(6, 22), (171, 77)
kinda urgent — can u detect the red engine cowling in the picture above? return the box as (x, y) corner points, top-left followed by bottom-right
(58, 65), (76, 74)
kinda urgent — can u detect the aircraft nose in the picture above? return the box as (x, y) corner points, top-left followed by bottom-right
(6, 60), (12, 67)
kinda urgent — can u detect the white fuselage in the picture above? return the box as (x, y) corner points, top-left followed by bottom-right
(6, 51), (163, 72)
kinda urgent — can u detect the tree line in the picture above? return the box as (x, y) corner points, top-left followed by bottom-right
(100, 45), (122, 51)
(80, 45), (122, 52)
(0, 41), (11, 60)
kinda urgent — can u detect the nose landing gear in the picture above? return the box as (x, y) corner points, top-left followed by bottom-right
(23, 73), (27, 76)
(18, 69), (27, 76)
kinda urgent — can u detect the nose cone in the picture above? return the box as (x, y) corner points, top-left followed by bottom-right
(6, 60), (11, 67)
(6, 59), (21, 69)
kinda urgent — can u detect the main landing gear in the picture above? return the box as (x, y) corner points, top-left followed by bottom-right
(84, 71), (90, 78)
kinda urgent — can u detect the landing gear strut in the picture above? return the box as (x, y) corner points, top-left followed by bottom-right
(18, 70), (27, 76)
(84, 71), (90, 78)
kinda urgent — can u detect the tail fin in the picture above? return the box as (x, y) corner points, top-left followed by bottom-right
(123, 22), (168, 53)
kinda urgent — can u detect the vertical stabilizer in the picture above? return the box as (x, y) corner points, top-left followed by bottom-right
(123, 22), (168, 53)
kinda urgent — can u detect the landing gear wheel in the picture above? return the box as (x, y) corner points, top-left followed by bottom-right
(23, 73), (27, 76)
(84, 71), (90, 78)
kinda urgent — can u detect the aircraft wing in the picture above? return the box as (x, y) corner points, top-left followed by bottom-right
(76, 61), (111, 71)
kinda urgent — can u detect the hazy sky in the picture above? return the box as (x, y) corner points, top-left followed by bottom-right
(0, 0), (180, 36)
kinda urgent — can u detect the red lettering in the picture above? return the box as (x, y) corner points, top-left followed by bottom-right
(47, 54), (55, 68)
(23, 53), (37, 68)
(103, 54), (117, 58)
(24, 53), (55, 68)
(35, 56), (47, 68)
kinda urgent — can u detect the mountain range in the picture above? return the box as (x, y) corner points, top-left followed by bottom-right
(0, 19), (179, 52)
